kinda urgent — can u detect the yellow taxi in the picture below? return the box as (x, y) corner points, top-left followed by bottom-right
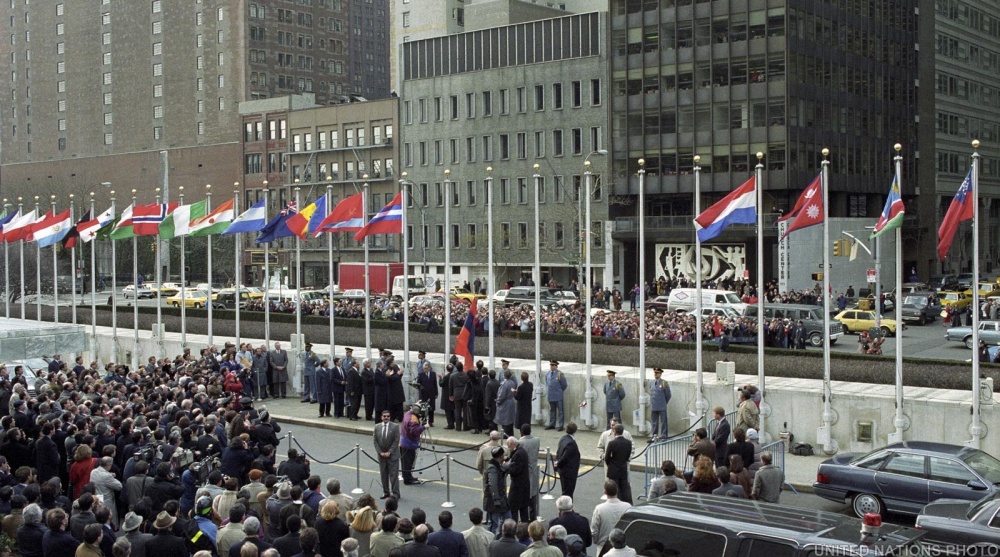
(939, 290), (972, 311)
(833, 309), (902, 336)
(166, 290), (211, 308)
(442, 287), (486, 303)
(966, 282), (1000, 297)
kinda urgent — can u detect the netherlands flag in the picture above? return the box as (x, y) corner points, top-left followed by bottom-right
(354, 192), (403, 241)
(693, 176), (757, 242)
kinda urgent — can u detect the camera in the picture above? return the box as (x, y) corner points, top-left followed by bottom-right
(411, 401), (431, 426)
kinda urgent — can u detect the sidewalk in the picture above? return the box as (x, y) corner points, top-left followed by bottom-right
(266, 397), (827, 494)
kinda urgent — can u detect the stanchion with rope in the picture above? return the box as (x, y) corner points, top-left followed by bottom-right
(541, 448), (555, 500)
(441, 455), (455, 508)
(351, 443), (364, 494)
(289, 436), (358, 465)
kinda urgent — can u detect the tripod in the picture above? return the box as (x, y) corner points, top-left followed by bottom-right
(411, 422), (445, 483)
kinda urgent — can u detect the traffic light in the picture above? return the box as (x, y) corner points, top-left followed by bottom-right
(833, 239), (842, 257)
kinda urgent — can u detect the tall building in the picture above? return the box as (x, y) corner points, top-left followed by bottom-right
(608, 0), (918, 290)
(917, 0), (1000, 277)
(399, 11), (611, 290)
(349, 0), (392, 98)
(0, 0), (360, 205)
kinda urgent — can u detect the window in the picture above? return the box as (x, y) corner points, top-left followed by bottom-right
(57, 81), (65, 92)
(57, 119), (66, 131)
(467, 224), (477, 249)
(451, 224), (460, 248)
(516, 132), (526, 159)
(517, 178), (528, 204)
(883, 453), (926, 478)
(482, 135), (493, 161)
(554, 176), (565, 202)
(197, 99), (204, 112)
(151, 0), (161, 13)
(571, 128), (583, 155)
(571, 81), (582, 107)
(103, 72), (112, 85)
(57, 42), (64, 54)
(197, 56), (204, 69)
(197, 77), (204, 90)
(534, 85), (544, 110)
(435, 182), (444, 206)
(153, 63), (162, 76)
(434, 97), (442, 121)
(482, 91), (492, 116)
(553, 83), (563, 109)
(499, 89), (509, 114)
(500, 178), (510, 204)
(152, 21), (162, 34)
(153, 105), (163, 118)
(56, 23), (64, 36)
(501, 223), (511, 248)
(152, 42), (162, 56)
(57, 99), (66, 111)
(516, 87), (526, 113)
(554, 222), (564, 248)
(104, 113), (112, 125)
(929, 458), (976, 485)
(538, 222), (546, 247)
(450, 138), (459, 164)
(591, 78), (602, 105)
(435, 225), (444, 248)
(218, 75), (224, 87)
(56, 61), (65, 74)
(56, 3), (64, 16)
(466, 93), (475, 118)
(402, 12), (410, 27)
(450, 95), (459, 120)
(465, 137), (476, 163)
(553, 129), (564, 156)
(499, 134), (509, 160)
(534, 131), (545, 158)
(103, 52), (111, 65)
(467, 181), (477, 205)
(103, 92), (112, 105)
(517, 223), (528, 248)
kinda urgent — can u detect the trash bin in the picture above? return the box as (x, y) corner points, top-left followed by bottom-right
(858, 298), (872, 311)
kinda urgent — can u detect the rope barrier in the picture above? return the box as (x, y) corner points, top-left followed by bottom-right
(410, 458), (446, 473)
(359, 448), (380, 464)
(290, 436), (357, 465)
(451, 458), (481, 472)
(418, 439), (489, 454)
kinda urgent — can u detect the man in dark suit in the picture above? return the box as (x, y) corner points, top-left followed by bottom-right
(416, 361), (438, 427)
(426, 511), (468, 557)
(502, 436), (531, 523)
(449, 365), (470, 432)
(34, 422), (61, 483)
(331, 358), (347, 418)
(439, 364), (455, 429)
(400, 524), (441, 557)
(346, 361), (363, 421)
(710, 406), (731, 467)
(373, 410), (401, 499)
(361, 360), (376, 421)
(548, 496), (592, 550)
(554, 422), (581, 499)
(605, 423), (633, 504)
(483, 369), (500, 433)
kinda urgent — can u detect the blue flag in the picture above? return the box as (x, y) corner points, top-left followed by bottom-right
(223, 199), (267, 235)
(255, 203), (299, 244)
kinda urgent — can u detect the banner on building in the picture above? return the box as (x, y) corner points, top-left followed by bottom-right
(655, 244), (747, 283)
(777, 219), (789, 292)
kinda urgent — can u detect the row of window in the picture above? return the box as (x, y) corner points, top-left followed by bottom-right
(403, 81), (600, 126)
(402, 127), (602, 167)
(261, 124), (393, 150)
(937, 150), (1000, 177)
(406, 175), (600, 209)
(936, 110), (1000, 143)
(614, 11), (785, 55)
(937, 31), (1000, 74)
(936, 70), (1000, 107)
(936, 0), (1000, 40)
(405, 221), (593, 251)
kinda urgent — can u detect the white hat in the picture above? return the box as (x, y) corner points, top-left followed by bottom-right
(747, 428), (759, 440)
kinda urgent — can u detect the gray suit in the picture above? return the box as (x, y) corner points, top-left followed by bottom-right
(373, 421), (401, 498)
(519, 434), (541, 515)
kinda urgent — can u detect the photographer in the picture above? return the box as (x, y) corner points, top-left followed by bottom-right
(277, 448), (310, 489)
(400, 405), (425, 486)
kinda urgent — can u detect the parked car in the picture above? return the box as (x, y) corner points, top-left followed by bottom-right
(166, 290), (211, 308)
(548, 290), (579, 307)
(503, 286), (555, 307)
(945, 320), (1000, 349)
(957, 273), (977, 290)
(122, 284), (154, 299)
(814, 441), (1000, 518)
(491, 289), (510, 305)
(445, 287), (485, 303)
(930, 274), (961, 292)
(3, 360), (41, 395)
(647, 295), (671, 312)
(148, 283), (180, 297)
(966, 281), (1000, 297)
(834, 309), (902, 336)
(916, 493), (1000, 554)
(613, 492), (928, 556)
(900, 292), (942, 325)
(939, 291), (972, 311)
(745, 303), (845, 347)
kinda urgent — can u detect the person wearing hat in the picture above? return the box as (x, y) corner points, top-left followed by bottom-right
(603, 370), (626, 430)
(482, 445), (510, 536)
(300, 342), (320, 404)
(647, 368), (672, 443)
(145, 511), (186, 557)
(342, 348), (356, 378)
(116, 512), (152, 557)
(545, 361), (568, 431)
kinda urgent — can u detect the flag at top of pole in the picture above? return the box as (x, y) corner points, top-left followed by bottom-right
(0, 211), (17, 242)
(62, 209), (91, 250)
(313, 193), (364, 236)
(34, 210), (73, 248)
(693, 176), (756, 242)
(871, 173), (905, 240)
(78, 207), (114, 243)
(223, 199), (267, 235)
(286, 196), (325, 239)
(189, 198), (235, 237)
(777, 174), (823, 240)
(937, 169), (974, 260)
(454, 299), (477, 369)
(3, 209), (39, 243)
(354, 192), (403, 241)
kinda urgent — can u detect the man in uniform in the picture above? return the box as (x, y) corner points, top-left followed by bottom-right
(647, 368), (671, 442)
(602, 370), (625, 430)
(545, 361), (568, 431)
(300, 342), (320, 403)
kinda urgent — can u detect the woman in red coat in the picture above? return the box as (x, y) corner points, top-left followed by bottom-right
(69, 444), (97, 499)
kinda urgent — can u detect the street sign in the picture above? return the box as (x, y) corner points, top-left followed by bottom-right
(867, 268), (877, 283)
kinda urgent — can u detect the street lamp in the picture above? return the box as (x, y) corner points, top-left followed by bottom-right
(581, 149), (606, 429)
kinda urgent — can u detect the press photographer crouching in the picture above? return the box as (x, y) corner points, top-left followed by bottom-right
(401, 404), (426, 485)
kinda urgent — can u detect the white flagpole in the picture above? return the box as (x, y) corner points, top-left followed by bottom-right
(110, 192), (119, 359)
(637, 159), (648, 434)
(2, 198), (9, 319)
(486, 167), (495, 371)
(263, 184), (271, 350)
(35, 196), (41, 321)
(131, 189), (139, 372)
(294, 184), (303, 390)
(326, 178), (335, 365)
(694, 156), (706, 424)
(363, 177), (372, 359)
(532, 165), (542, 423)
(971, 139), (983, 448)
(890, 144), (906, 443)
(89, 193), (97, 359)
(756, 153), (767, 442)
(18, 197), (26, 320)
(155, 188), (164, 359)
(401, 176), (412, 399)
(234, 184), (241, 348)
(179, 186), (187, 350)
(443, 170), (452, 370)
(70, 194), (77, 325)
(51, 195), (59, 323)
(206, 184), (214, 348)
(820, 149), (834, 453)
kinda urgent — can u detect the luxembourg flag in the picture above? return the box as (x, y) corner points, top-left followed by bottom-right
(693, 176), (757, 242)
(354, 192), (403, 241)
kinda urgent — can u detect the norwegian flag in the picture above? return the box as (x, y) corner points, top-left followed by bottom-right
(133, 202), (178, 236)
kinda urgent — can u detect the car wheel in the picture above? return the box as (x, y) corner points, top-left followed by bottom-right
(195, 303), (202, 309)
(809, 332), (823, 347)
(172, 302), (179, 308)
(851, 493), (884, 518)
(918, 315), (926, 326)
(966, 337), (975, 350)
(881, 326), (892, 338)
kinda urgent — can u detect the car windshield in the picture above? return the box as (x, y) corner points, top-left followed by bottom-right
(723, 293), (741, 304)
(966, 492), (1000, 519)
(904, 296), (927, 306)
(964, 451), (1000, 484)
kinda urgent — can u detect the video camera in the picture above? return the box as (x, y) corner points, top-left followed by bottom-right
(411, 400), (431, 426)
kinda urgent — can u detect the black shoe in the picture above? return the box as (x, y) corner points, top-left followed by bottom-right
(301, 399), (310, 403)
(472, 430), (481, 434)
(380, 494), (390, 500)
(404, 480), (422, 485)
(557, 427), (564, 432)
(445, 426), (455, 430)
(311, 400), (318, 404)
(544, 426), (555, 430)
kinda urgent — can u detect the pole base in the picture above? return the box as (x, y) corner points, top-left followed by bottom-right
(441, 501), (455, 508)
(351, 488), (365, 494)
(541, 494), (555, 500)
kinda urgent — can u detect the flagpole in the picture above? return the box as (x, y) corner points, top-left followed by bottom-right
(694, 156), (706, 425)
(70, 194), (77, 325)
(155, 188), (164, 359)
(179, 186), (187, 350)
(263, 183), (271, 351)
(443, 169), (452, 372)
(51, 195), (59, 324)
(18, 197), (26, 321)
(234, 184), (241, 348)
(755, 153), (767, 442)
(131, 189), (139, 373)
(637, 159), (648, 434)
(486, 167), (495, 372)
(206, 184), (214, 348)
(970, 139), (983, 449)
(532, 165), (543, 424)
(2, 198), (9, 319)
(363, 177), (372, 360)
(819, 149), (835, 454)
(326, 177), (335, 369)
(891, 143), (906, 443)
(35, 196), (41, 321)
(110, 191), (119, 360)
(294, 183), (303, 392)
(400, 175), (412, 400)
(89, 193), (97, 359)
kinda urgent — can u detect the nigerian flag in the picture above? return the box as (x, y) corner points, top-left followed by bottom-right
(159, 200), (207, 239)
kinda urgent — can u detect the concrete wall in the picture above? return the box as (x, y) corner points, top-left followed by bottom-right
(81, 325), (998, 456)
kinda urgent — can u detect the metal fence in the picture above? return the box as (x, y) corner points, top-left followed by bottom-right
(760, 439), (799, 494)
(707, 410), (737, 444)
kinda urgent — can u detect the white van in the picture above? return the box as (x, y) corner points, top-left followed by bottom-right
(666, 288), (746, 314)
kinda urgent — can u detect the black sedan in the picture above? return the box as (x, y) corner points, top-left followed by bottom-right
(916, 493), (1000, 554)
(814, 441), (1000, 518)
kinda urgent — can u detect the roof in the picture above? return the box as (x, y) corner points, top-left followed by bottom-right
(887, 441), (980, 458)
